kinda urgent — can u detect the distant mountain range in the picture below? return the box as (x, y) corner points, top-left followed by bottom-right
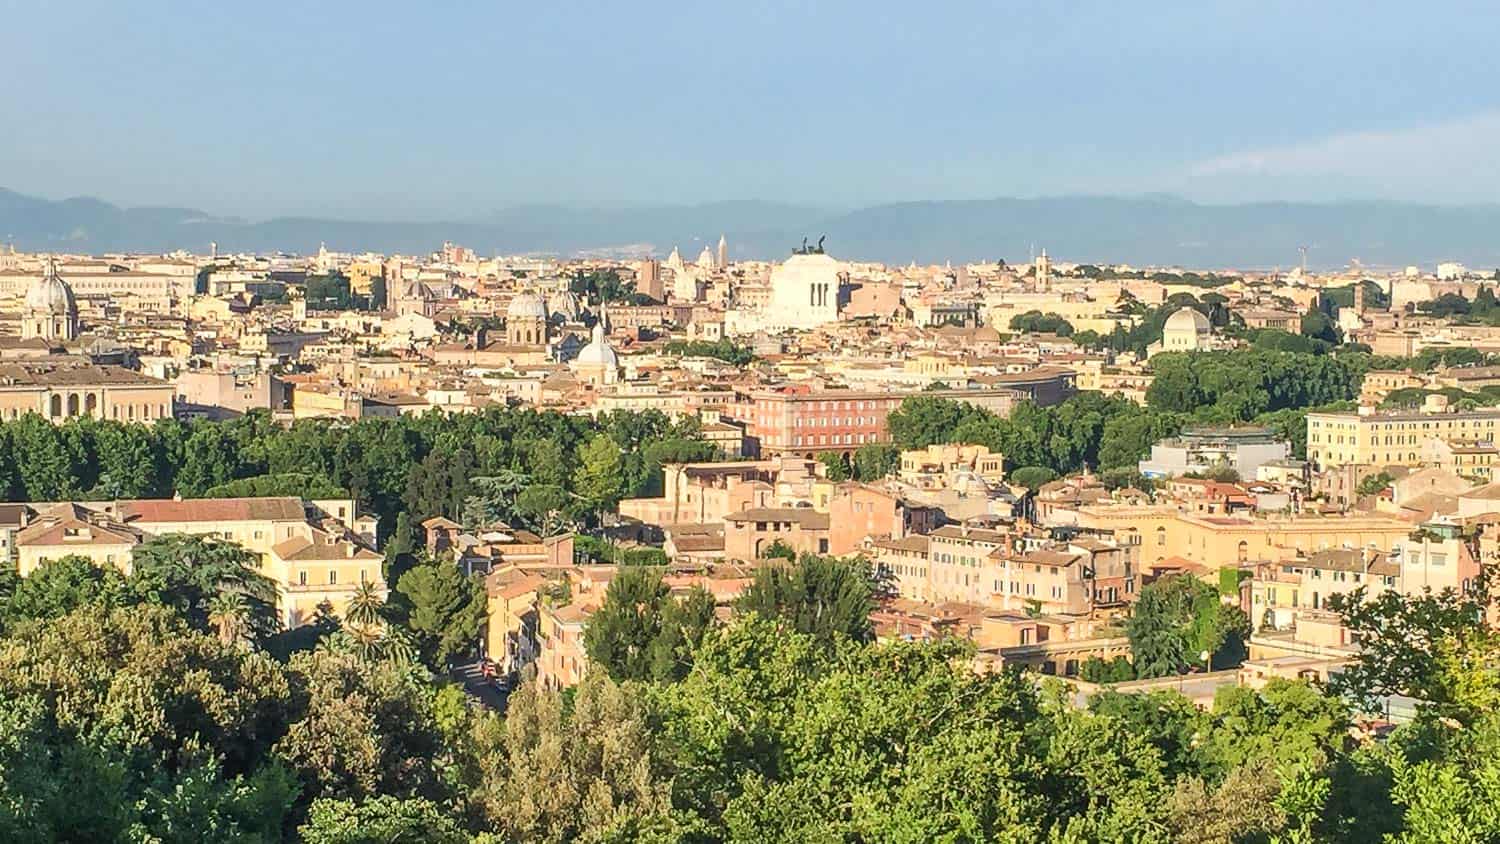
(5, 187), (1500, 269)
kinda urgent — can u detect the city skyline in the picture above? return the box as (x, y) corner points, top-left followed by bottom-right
(5, 2), (1500, 219)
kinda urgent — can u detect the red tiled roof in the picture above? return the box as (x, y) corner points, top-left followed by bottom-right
(120, 497), (306, 523)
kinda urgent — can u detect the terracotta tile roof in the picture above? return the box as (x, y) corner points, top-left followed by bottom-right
(16, 505), (142, 547)
(872, 534), (930, 553)
(120, 497), (306, 523)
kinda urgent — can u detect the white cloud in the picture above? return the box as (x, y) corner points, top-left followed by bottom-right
(1175, 112), (1500, 203)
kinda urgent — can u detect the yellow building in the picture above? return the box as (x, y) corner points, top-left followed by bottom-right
(536, 602), (591, 690)
(12, 496), (384, 627)
(1424, 437), (1500, 481)
(0, 360), (175, 424)
(291, 383), (364, 419)
(1359, 370), (1425, 405)
(15, 503), (142, 575)
(484, 567), (547, 677)
(1307, 401), (1500, 468)
(899, 442), (1005, 488)
(345, 260), (385, 297)
(1076, 505), (1414, 572)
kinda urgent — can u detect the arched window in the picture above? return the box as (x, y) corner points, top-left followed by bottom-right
(1237, 541), (1249, 562)
(66, 394), (79, 417)
(49, 395), (61, 417)
(85, 393), (98, 417)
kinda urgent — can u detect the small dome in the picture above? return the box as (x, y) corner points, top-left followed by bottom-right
(507, 292), (547, 320)
(576, 322), (619, 368)
(1164, 307), (1211, 334)
(26, 261), (77, 316)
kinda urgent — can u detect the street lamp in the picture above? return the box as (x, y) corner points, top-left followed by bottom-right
(1200, 649), (1212, 673)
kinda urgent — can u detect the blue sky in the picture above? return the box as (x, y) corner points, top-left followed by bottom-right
(4, 1), (1499, 219)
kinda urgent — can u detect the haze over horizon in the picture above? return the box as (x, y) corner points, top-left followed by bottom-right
(6, 1), (1500, 221)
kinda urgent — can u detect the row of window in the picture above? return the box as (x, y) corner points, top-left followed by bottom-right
(794, 415), (878, 428)
(296, 569), (372, 586)
(780, 399), (899, 412)
(35, 394), (170, 421)
(793, 433), (876, 446)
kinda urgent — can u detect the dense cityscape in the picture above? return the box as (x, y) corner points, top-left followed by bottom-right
(0, 238), (1497, 840)
(8, 1), (1500, 840)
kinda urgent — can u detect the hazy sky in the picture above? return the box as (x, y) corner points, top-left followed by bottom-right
(4, 1), (1499, 219)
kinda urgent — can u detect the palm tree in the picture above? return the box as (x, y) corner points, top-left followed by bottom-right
(345, 581), (386, 630)
(128, 534), (280, 640)
(347, 623), (384, 663)
(380, 625), (419, 666)
(207, 591), (249, 647)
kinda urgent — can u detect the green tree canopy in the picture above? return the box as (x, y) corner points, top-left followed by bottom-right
(200, 471), (348, 500)
(1127, 573), (1249, 677)
(851, 443), (900, 481)
(127, 533), (281, 644)
(393, 559), (485, 669)
(735, 555), (875, 645)
(583, 567), (717, 683)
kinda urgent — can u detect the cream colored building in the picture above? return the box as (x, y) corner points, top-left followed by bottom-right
(1423, 437), (1499, 481)
(729, 250), (847, 333)
(1306, 400), (1500, 469)
(1075, 504), (1415, 572)
(899, 443), (1005, 488)
(13, 496), (383, 628)
(0, 360), (175, 424)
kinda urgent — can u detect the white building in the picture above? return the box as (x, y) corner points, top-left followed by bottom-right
(760, 251), (847, 331)
(1139, 426), (1291, 480)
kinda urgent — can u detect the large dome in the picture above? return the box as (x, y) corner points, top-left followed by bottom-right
(26, 261), (77, 316)
(507, 291), (547, 320)
(1164, 306), (1211, 334)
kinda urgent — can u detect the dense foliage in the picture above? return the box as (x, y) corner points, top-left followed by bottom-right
(1126, 574), (1250, 677)
(1145, 349), (1362, 422)
(0, 407), (713, 540)
(3, 544), (1500, 840)
(569, 268), (656, 305)
(660, 338), (756, 366)
(1008, 310), (1075, 336)
(888, 391), (1184, 477)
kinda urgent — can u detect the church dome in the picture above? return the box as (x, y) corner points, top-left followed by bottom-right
(576, 322), (619, 369)
(507, 292), (547, 320)
(401, 279), (433, 300)
(26, 261), (77, 316)
(1164, 306), (1211, 334)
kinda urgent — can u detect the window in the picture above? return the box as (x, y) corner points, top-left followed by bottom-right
(329, 571), (338, 584)
(298, 571), (307, 585)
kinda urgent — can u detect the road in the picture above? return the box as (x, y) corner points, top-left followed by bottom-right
(450, 661), (509, 712)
